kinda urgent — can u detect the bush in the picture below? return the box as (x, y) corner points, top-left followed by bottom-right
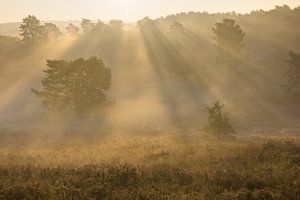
(205, 101), (235, 137)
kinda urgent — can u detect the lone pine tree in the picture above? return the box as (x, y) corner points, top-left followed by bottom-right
(32, 57), (111, 113)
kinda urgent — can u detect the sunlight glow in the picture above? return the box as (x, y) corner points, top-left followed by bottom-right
(0, 0), (299, 22)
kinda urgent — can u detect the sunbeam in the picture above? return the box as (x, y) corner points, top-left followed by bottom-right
(1, 3), (300, 199)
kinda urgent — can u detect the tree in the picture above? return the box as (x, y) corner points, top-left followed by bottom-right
(169, 21), (185, 33)
(137, 17), (154, 27)
(66, 23), (79, 36)
(32, 57), (111, 113)
(93, 20), (107, 33)
(43, 23), (62, 41)
(212, 19), (245, 69)
(283, 51), (300, 96)
(20, 15), (45, 43)
(81, 19), (95, 33)
(274, 5), (291, 13)
(205, 101), (235, 137)
(109, 20), (123, 30)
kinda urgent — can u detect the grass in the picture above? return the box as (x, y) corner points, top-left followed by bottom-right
(0, 132), (299, 199)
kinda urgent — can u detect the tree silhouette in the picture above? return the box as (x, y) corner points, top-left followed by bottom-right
(274, 5), (291, 13)
(212, 19), (245, 69)
(32, 57), (111, 113)
(284, 51), (300, 96)
(109, 20), (123, 30)
(137, 17), (154, 27)
(20, 15), (45, 43)
(66, 23), (80, 36)
(81, 19), (95, 34)
(169, 21), (185, 33)
(44, 23), (62, 41)
(205, 101), (235, 137)
(93, 20), (107, 33)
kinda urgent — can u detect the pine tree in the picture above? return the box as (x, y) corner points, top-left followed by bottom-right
(205, 101), (235, 137)
(66, 23), (80, 36)
(213, 19), (245, 69)
(20, 15), (45, 43)
(32, 57), (111, 113)
(44, 23), (62, 41)
(81, 19), (95, 34)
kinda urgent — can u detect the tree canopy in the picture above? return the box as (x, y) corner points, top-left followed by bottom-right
(81, 19), (95, 34)
(44, 23), (62, 41)
(20, 15), (45, 43)
(169, 21), (185, 33)
(205, 101), (235, 137)
(212, 19), (245, 68)
(20, 15), (62, 43)
(32, 57), (111, 113)
(66, 23), (80, 36)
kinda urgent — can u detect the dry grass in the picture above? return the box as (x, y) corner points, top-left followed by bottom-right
(0, 131), (299, 199)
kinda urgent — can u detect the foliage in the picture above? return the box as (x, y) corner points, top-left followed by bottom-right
(81, 19), (95, 34)
(284, 51), (300, 96)
(205, 101), (235, 137)
(212, 19), (245, 68)
(43, 23), (62, 41)
(20, 16), (62, 44)
(20, 15), (45, 43)
(31, 57), (111, 113)
(66, 23), (80, 36)
(169, 21), (185, 33)
(109, 20), (124, 29)
(94, 20), (107, 32)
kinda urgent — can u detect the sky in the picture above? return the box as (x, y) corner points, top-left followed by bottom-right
(0, 0), (299, 23)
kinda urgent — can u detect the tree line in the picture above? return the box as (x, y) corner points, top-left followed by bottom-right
(19, 15), (124, 44)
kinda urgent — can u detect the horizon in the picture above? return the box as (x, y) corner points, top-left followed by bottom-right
(0, 0), (299, 23)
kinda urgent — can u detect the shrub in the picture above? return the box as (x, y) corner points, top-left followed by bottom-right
(205, 101), (235, 137)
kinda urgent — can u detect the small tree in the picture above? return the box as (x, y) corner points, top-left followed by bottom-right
(284, 51), (300, 96)
(20, 15), (45, 43)
(212, 19), (245, 69)
(66, 23), (80, 36)
(109, 20), (123, 30)
(32, 57), (111, 113)
(169, 21), (184, 33)
(81, 19), (95, 34)
(205, 101), (235, 137)
(94, 20), (107, 32)
(43, 23), (62, 41)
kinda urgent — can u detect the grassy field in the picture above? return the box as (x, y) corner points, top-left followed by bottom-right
(0, 132), (299, 200)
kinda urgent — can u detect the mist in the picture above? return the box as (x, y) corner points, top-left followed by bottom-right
(0, 4), (300, 199)
(1, 6), (300, 133)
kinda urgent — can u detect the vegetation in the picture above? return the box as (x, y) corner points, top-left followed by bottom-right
(43, 23), (62, 41)
(1, 5), (300, 200)
(81, 19), (95, 34)
(284, 51), (300, 96)
(205, 101), (235, 137)
(31, 57), (111, 113)
(20, 15), (62, 44)
(212, 19), (245, 69)
(66, 23), (80, 36)
(169, 21), (185, 33)
(20, 15), (45, 43)
(0, 134), (299, 200)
